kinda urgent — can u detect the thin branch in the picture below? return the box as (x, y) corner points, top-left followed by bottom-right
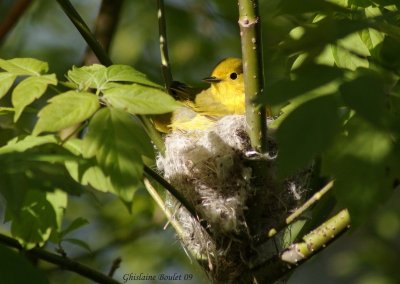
(55, 0), (165, 154)
(143, 178), (185, 237)
(238, 0), (267, 153)
(156, 0), (173, 93)
(253, 180), (334, 245)
(0, 0), (33, 43)
(83, 0), (123, 65)
(143, 166), (213, 238)
(0, 233), (120, 284)
(251, 209), (351, 283)
(56, 0), (112, 66)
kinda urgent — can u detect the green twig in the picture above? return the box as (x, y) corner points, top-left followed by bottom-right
(251, 209), (351, 282)
(56, 0), (112, 66)
(238, 0), (267, 153)
(156, 0), (173, 93)
(0, 233), (120, 284)
(253, 181), (334, 244)
(143, 178), (185, 238)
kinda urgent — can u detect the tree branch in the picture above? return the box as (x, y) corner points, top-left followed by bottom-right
(83, 0), (123, 65)
(0, 233), (120, 284)
(0, 0), (33, 43)
(238, 0), (267, 153)
(251, 209), (351, 283)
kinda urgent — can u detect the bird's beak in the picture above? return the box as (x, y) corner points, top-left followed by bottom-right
(203, 76), (221, 83)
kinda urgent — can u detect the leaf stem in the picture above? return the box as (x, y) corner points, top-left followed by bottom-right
(0, 233), (120, 284)
(238, 0), (267, 153)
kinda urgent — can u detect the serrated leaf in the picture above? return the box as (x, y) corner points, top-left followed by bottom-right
(67, 64), (107, 91)
(0, 72), (16, 99)
(0, 245), (49, 284)
(0, 58), (49, 76)
(277, 95), (339, 176)
(33, 91), (100, 135)
(62, 238), (92, 253)
(12, 74), (57, 122)
(82, 108), (148, 201)
(106, 65), (162, 88)
(339, 72), (386, 125)
(103, 85), (179, 114)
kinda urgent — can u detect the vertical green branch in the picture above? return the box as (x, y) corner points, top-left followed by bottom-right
(156, 0), (173, 93)
(238, 0), (267, 153)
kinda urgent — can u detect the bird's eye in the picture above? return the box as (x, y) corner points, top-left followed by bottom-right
(230, 72), (238, 80)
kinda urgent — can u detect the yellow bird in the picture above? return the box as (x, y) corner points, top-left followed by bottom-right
(154, 57), (269, 132)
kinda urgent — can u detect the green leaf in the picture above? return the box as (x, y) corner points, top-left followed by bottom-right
(262, 64), (343, 105)
(0, 58), (49, 76)
(67, 64), (107, 91)
(59, 217), (89, 239)
(10, 190), (65, 248)
(331, 32), (370, 71)
(339, 72), (386, 126)
(106, 65), (162, 88)
(0, 135), (58, 154)
(33, 91), (100, 135)
(82, 108), (150, 201)
(321, 117), (393, 225)
(67, 64), (162, 91)
(12, 74), (57, 122)
(0, 72), (16, 99)
(277, 95), (339, 176)
(0, 245), (49, 284)
(103, 84), (180, 114)
(62, 238), (92, 253)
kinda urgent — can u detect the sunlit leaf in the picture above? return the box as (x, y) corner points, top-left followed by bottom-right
(82, 108), (150, 201)
(12, 74), (57, 122)
(106, 65), (162, 88)
(0, 135), (58, 154)
(67, 64), (107, 90)
(0, 245), (49, 284)
(33, 91), (100, 135)
(0, 58), (49, 76)
(0, 72), (16, 99)
(103, 84), (180, 114)
(277, 95), (339, 176)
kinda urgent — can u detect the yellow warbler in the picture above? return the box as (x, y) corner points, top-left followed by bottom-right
(155, 57), (269, 132)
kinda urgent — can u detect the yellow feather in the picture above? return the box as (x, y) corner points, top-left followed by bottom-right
(155, 57), (270, 132)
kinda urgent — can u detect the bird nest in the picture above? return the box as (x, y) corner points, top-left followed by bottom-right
(157, 115), (310, 283)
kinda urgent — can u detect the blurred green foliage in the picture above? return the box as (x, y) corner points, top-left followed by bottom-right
(0, 0), (400, 283)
